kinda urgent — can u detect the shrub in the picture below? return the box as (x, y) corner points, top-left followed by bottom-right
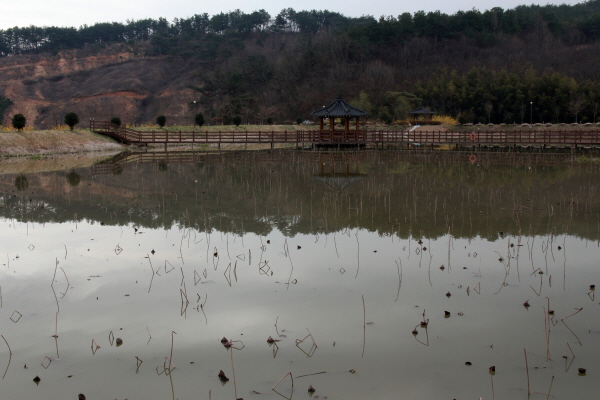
(232, 115), (242, 126)
(64, 112), (79, 130)
(432, 115), (458, 125)
(380, 112), (393, 125)
(11, 114), (26, 131)
(110, 117), (122, 126)
(156, 115), (166, 127)
(266, 117), (273, 125)
(296, 117), (303, 125)
(195, 113), (205, 127)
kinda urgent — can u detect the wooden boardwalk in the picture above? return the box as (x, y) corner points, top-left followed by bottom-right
(90, 120), (600, 147)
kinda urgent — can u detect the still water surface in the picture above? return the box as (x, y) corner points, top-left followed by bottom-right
(0, 150), (599, 399)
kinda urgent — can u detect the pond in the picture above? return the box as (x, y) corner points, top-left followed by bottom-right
(0, 149), (599, 399)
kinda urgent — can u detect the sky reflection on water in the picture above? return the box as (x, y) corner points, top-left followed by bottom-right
(0, 150), (599, 399)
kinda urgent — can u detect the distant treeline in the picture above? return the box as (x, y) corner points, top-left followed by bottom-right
(416, 67), (600, 124)
(3, 4), (600, 57)
(3, 3), (600, 124)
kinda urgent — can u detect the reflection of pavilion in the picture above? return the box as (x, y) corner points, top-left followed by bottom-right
(311, 153), (366, 191)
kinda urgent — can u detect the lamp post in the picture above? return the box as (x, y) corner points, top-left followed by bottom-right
(192, 101), (197, 127)
(530, 102), (533, 124)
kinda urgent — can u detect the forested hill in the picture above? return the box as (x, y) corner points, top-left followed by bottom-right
(2, 2), (600, 126)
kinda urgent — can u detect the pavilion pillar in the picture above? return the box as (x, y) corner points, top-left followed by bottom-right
(355, 118), (360, 130)
(329, 118), (334, 131)
(345, 117), (349, 132)
(320, 118), (324, 131)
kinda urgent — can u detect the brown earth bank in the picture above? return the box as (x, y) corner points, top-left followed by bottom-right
(0, 45), (201, 128)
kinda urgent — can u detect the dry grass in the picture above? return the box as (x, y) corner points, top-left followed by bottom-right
(0, 128), (124, 156)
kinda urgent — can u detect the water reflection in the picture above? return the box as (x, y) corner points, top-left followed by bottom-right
(0, 150), (598, 399)
(1, 150), (598, 241)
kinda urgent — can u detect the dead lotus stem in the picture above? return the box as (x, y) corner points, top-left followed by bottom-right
(561, 307), (583, 320)
(146, 326), (152, 345)
(1, 334), (11, 379)
(295, 371), (326, 378)
(362, 295), (366, 358)
(51, 257), (59, 285)
(566, 342), (576, 358)
(169, 331), (177, 365)
(1, 335), (12, 355)
(272, 371), (294, 390)
(230, 339), (238, 400)
(524, 348), (531, 395)
(543, 307), (550, 361)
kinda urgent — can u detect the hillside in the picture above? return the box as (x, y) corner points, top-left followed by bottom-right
(2, 3), (600, 127)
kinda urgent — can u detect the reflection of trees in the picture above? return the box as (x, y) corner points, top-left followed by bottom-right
(66, 170), (81, 186)
(14, 175), (28, 191)
(158, 162), (168, 172)
(1, 152), (599, 241)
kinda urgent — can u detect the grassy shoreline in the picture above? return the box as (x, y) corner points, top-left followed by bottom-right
(0, 128), (124, 156)
(2, 123), (600, 157)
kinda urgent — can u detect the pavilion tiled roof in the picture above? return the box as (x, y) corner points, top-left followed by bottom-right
(409, 107), (436, 114)
(310, 96), (368, 118)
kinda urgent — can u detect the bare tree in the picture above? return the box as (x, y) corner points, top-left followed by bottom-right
(520, 104), (526, 124)
(591, 102), (599, 123)
(553, 105), (561, 124)
(568, 92), (586, 123)
(484, 102), (493, 123)
(361, 60), (395, 105)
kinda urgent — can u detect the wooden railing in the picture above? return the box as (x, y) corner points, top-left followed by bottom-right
(90, 120), (600, 146)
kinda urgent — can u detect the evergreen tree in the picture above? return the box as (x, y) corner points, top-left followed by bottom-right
(11, 113), (26, 131)
(64, 112), (79, 130)
(194, 113), (205, 127)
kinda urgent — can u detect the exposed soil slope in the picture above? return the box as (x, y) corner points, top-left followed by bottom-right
(0, 46), (199, 128)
